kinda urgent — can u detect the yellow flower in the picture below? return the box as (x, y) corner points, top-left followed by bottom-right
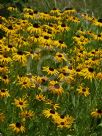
(91, 109), (102, 118)
(27, 23), (41, 34)
(35, 94), (46, 102)
(77, 85), (90, 97)
(54, 52), (67, 62)
(12, 51), (27, 65)
(52, 40), (67, 49)
(0, 75), (10, 84)
(14, 98), (28, 110)
(93, 19), (102, 27)
(48, 80), (64, 95)
(0, 89), (10, 98)
(80, 67), (95, 81)
(0, 54), (12, 64)
(17, 76), (35, 89)
(9, 122), (25, 133)
(50, 8), (61, 15)
(57, 23), (70, 32)
(43, 109), (59, 119)
(63, 8), (76, 15)
(53, 114), (74, 128)
(0, 65), (9, 73)
(42, 66), (59, 75)
(19, 110), (34, 120)
(35, 76), (48, 85)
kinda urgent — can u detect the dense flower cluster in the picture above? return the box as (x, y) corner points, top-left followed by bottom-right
(0, 6), (102, 135)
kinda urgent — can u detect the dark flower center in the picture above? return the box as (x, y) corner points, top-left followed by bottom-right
(65, 7), (73, 10)
(54, 84), (60, 89)
(91, 51), (95, 54)
(97, 109), (102, 113)
(76, 35), (80, 38)
(76, 68), (81, 72)
(63, 72), (69, 76)
(82, 88), (86, 92)
(50, 109), (55, 114)
(49, 68), (54, 71)
(35, 35), (39, 38)
(61, 122), (64, 125)
(0, 35), (3, 39)
(88, 67), (94, 73)
(3, 54), (8, 58)
(44, 36), (49, 39)
(8, 44), (13, 48)
(0, 65), (3, 68)
(25, 113), (29, 117)
(33, 23), (39, 28)
(19, 102), (23, 105)
(3, 75), (7, 79)
(58, 54), (62, 57)
(98, 18), (102, 23)
(59, 40), (63, 44)
(49, 24), (53, 27)
(53, 8), (57, 10)
(61, 23), (66, 27)
(34, 10), (38, 14)
(98, 34), (101, 37)
(23, 82), (27, 84)
(17, 51), (23, 55)
(41, 79), (46, 83)
(29, 12), (33, 15)
(1, 89), (5, 92)
(16, 122), (21, 128)
(8, 25), (13, 30)
(60, 115), (65, 119)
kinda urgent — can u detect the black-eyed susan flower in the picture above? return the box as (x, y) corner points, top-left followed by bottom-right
(80, 67), (95, 81)
(35, 94), (46, 102)
(27, 23), (41, 34)
(48, 80), (64, 95)
(0, 89), (10, 98)
(93, 18), (102, 27)
(42, 66), (59, 75)
(50, 8), (61, 16)
(14, 97), (28, 110)
(0, 65), (9, 73)
(54, 52), (67, 62)
(12, 50), (27, 65)
(42, 109), (59, 119)
(9, 122), (25, 133)
(35, 76), (48, 85)
(77, 85), (90, 97)
(0, 53), (12, 64)
(19, 110), (34, 120)
(57, 23), (70, 32)
(58, 66), (75, 83)
(17, 76), (35, 89)
(0, 75), (10, 84)
(91, 109), (102, 118)
(53, 114), (74, 128)
(63, 8), (76, 15)
(53, 40), (67, 49)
